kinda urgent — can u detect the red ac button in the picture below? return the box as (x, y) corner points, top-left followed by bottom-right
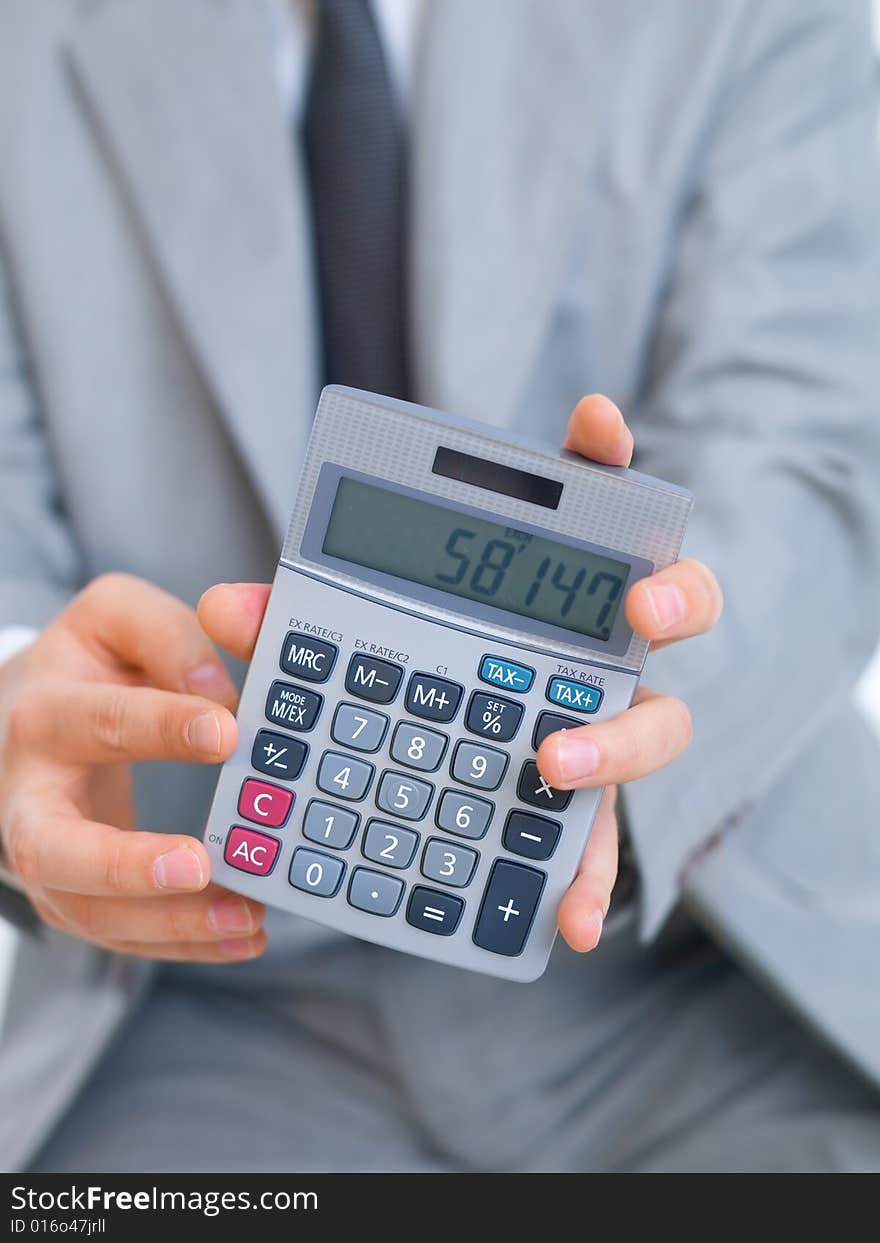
(224, 826), (280, 876)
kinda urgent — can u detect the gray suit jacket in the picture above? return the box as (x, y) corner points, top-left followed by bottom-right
(1, 0), (879, 1170)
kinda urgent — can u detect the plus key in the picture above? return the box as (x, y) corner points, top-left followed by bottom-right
(473, 860), (546, 957)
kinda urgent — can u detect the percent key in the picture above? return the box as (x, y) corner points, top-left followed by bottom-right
(466, 693), (524, 743)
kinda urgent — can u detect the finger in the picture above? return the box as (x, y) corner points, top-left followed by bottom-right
(98, 930), (268, 963)
(557, 787), (619, 951)
(66, 573), (237, 703)
(625, 557), (723, 648)
(197, 583), (272, 663)
(41, 885), (265, 945)
(562, 394), (634, 466)
(536, 691), (692, 789)
(5, 813), (211, 897)
(11, 682), (237, 765)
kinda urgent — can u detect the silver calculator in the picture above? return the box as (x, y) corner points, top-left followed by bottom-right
(204, 386), (692, 981)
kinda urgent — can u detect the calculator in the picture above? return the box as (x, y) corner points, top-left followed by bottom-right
(203, 386), (692, 981)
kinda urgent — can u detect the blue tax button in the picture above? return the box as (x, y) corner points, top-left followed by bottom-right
(479, 656), (534, 694)
(546, 677), (603, 714)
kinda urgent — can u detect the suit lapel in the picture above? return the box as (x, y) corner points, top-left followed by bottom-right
(65, 0), (601, 523)
(66, 0), (316, 532)
(410, 0), (605, 429)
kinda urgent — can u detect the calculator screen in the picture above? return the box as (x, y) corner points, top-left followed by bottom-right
(321, 475), (631, 642)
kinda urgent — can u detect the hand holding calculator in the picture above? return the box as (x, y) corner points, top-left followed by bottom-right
(204, 387), (693, 980)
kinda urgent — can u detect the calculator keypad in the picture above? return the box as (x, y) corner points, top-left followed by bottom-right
(532, 711), (580, 751)
(421, 838), (478, 888)
(289, 846), (345, 897)
(349, 867), (405, 917)
(317, 751), (374, 801)
(405, 673), (463, 723)
(362, 819), (420, 869)
(472, 860), (545, 956)
(210, 579), (637, 982)
(238, 779), (294, 828)
(375, 771), (434, 821)
(280, 633), (338, 683)
(451, 740), (509, 791)
(345, 654), (403, 704)
(516, 760), (573, 811)
(435, 789), (494, 840)
(389, 721), (448, 772)
(225, 826), (281, 876)
(502, 810), (561, 862)
(301, 800), (360, 849)
(331, 703), (389, 752)
(265, 681), (322, 732)
(406, 887), (464, 936)
(251, 730), (308, 781)
(465, 692), (523, 743)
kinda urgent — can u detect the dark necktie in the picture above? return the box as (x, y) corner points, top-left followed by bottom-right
(303, 0), (410, 400)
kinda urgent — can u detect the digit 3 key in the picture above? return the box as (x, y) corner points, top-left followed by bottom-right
(204, 386), (692, 981)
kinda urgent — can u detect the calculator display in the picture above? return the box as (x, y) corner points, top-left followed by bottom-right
(321, 476), (631, 642)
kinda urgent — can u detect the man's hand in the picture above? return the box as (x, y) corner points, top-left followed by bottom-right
(547, 395), (723, 950)
(0, 574), (266, 960)
(200, 394), (722, 957)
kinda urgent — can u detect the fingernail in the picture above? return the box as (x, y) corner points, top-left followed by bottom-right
(185, 662), (236, 700)
(186, 711), (222, 756)
(644, 583), (686, 632)
(154, 847), (204, 891)
(208, 896), (255, 936)
(555, 735), (601, 782)
(589, 909), (604, 948)
(219, 936), (263, 960)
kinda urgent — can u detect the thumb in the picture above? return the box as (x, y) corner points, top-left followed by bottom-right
(197, 583), (272, 663)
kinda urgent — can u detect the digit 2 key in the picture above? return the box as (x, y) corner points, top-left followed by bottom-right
(204, 386), (692, 981)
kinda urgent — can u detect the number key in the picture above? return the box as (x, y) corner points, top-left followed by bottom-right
(435, 789), (493, 840)
(302, 800), (360, 850)
(375, 770), (434, 821)
(390, 721), (448, 772)
(362, 819), (419, 869)
(317, 751), (374, 801)
(331, 702), (389, 752)
(450, 741), (509, 791)
(288, 847), (346, 897)
(421, 838), (478, 888)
